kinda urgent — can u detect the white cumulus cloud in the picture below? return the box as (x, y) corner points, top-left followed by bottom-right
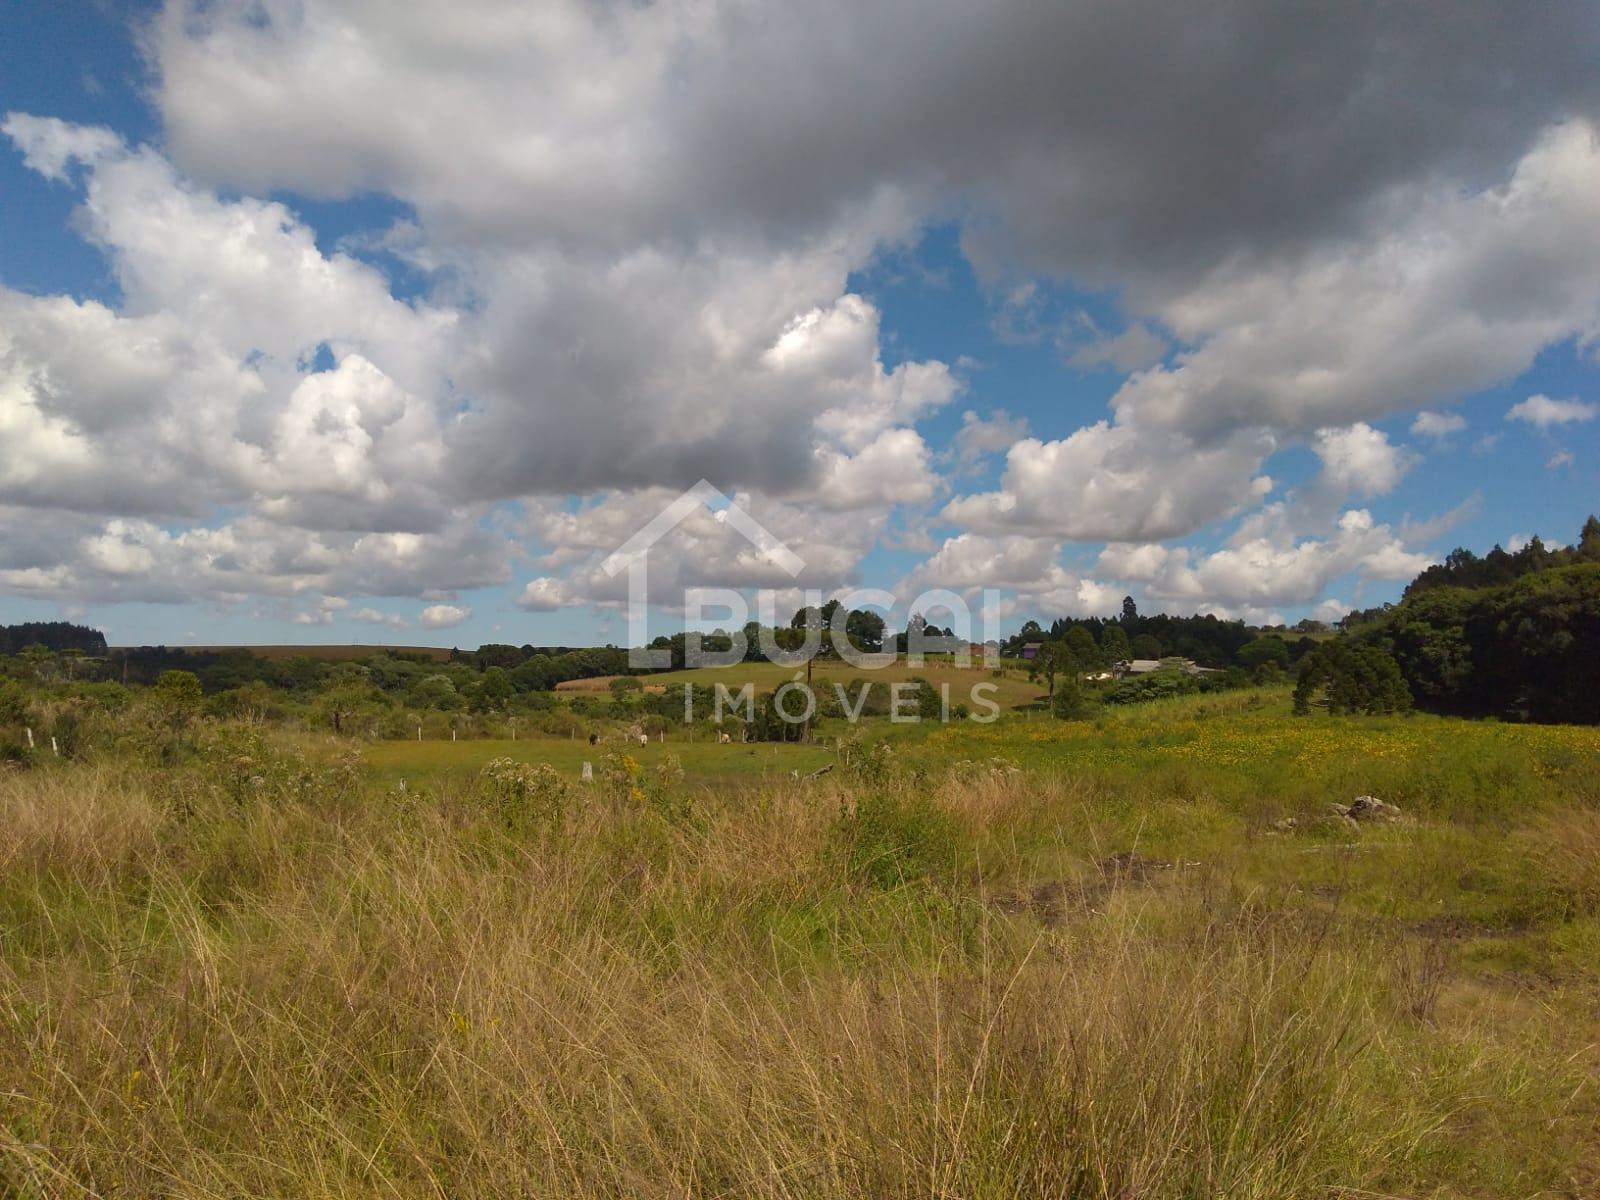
(1507, 394), (1598, 427)
(418, 604), (470, 630)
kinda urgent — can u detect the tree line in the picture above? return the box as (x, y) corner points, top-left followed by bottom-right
(0, 622), (107, 656)
(1297, 515), (1600, 723)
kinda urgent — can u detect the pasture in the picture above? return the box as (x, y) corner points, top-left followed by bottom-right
(367, 730), (837, 786)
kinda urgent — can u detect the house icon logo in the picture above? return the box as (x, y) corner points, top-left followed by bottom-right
(602, 480), (805, 668)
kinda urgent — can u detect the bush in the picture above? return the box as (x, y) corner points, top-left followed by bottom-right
(476, 757), (571, 833)
(0, 678), (29, 725)
(1052, 677), (1092, 719)
(536, 707), (585, 738)
(154, 669), (204, 728)
(837, 732), (894, 785)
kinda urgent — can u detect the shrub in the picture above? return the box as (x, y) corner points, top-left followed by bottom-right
(476, 757), (571, 833)
(153, 669), (204, 728)
(0, 678), (27, 725)
(596, 751), (645, 807)
(837, 732), (893, 786)
(1052, 676), (1092, 719)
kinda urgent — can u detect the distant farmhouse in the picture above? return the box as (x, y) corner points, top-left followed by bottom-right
(1122, 657), (1215, 677)
(1005, 644), (1211, 679)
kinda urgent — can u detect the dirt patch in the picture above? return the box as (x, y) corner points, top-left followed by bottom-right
(1096, 850), (1179, 880)
(992, 879), (1097, 926)
(993, 854), (1199, 926)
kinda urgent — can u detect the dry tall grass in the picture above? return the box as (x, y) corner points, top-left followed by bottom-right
(0, 746), (1593, 1197)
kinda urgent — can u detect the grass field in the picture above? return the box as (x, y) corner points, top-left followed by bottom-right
(367, 730), (837, 785)
(3, 688), (1599, 1196)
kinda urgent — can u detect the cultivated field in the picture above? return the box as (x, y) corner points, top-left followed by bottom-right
(128, 644), (457, 663)
(3, 689), (1599, 1196)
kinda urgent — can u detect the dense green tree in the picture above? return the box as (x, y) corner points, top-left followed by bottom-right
(1404, 514), (1600, 596)
(1062, 627), (1099, 671)
(472, 644), (524, 671)
(409, 674), (463, 711)
(1099, 623), (1131, 667)
(1051, 674), (1091, 719)
(317, 667), (386, 734)
(1372, 587), (1476, 712)
(0, 622), (107, 656)
(473, 666), (515, 712)
(1354, 520), (1600, 724)
(1293, 643), (1411, 716)
(1130, 634), (1163, 660)
(790, 605), (822, 630)
(1470, 564), (1600, 723)
(153, 669), (204, 729)
(843, 608), (887, 654)
(1578, 515), (1600, 562)
(1238, 635), (1290, 675)
(509, 654), (555, 692)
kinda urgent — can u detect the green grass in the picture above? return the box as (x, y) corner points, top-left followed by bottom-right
(366, 730), (836, 786)
(3, 688), (1599, 1196)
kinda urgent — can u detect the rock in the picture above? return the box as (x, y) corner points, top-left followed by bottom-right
(1346, 794), (1403, 823)
(1310, 810), (1361, 835)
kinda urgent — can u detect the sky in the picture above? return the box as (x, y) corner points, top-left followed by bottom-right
(0, 0), (1596, 649)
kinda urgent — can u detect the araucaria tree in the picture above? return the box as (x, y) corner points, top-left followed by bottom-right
(1293, 643), (1412, 716)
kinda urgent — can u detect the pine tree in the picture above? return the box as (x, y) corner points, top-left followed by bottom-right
(1577, 515), (1600, 563)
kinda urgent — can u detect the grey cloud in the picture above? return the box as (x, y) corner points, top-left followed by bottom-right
(1063, 321), (1168, 373)
(1104, 123), (1600, 442)
(153, 1), (1600, 292)
(949, 409), (1030, 473)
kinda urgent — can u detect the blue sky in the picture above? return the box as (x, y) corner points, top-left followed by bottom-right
(1, 2), (1596, 648)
